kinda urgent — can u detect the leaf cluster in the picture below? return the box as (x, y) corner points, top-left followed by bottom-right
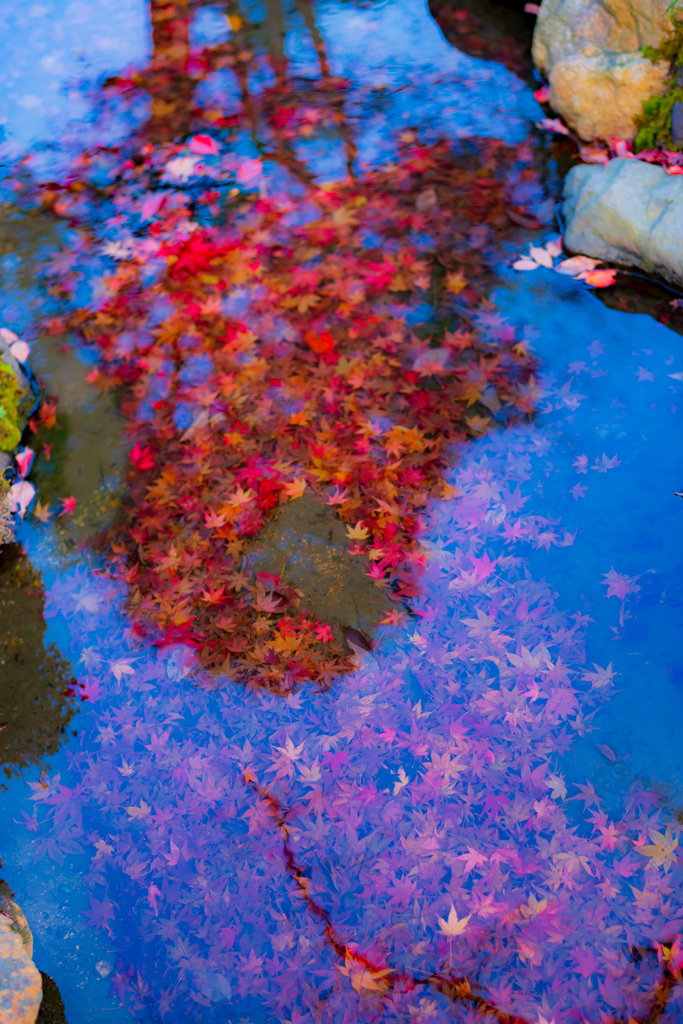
(47, 136), (537, 690)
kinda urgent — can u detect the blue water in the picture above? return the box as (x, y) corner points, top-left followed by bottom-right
(2, 1), (683, 1022)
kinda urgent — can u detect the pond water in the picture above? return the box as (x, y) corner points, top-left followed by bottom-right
(2, 1), (683, 1023)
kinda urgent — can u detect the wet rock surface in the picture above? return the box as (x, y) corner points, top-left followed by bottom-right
(534, 0), (670, 139)
(563, 157), (683, 284)
(0, 893), (42, 1024)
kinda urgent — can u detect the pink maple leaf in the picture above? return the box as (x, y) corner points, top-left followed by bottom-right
(468, 549), (498, 581)
(457, 847), (488, 873)
(58, 496), (76, 516)
(601, 567), (640, 600)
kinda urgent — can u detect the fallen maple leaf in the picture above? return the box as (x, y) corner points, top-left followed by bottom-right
(581, 268), (617, 288)
(444, 271), (467, 294)
(638, 828), (679, 870)
(126, 800), (152, 820)
(346, 521), (369, 541)
(110, 659), (135, 682)
(305, 330), (335, 355)
(536, 117), (570, 136)
(32, 500), (52, 523)
(228, 484), (256, 507)
(325, 486), (348, 506)
(282, 478), (307, 500)
(130, 443), (155, 471)
(58, 496), (76, 516)
(436, 904), (471, 937)
(582, 662), (617, 689)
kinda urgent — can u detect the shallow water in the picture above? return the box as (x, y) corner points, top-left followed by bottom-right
(1, 1), (683, 1023)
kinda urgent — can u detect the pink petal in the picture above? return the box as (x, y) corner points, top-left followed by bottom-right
(15, 447), (35, 479)
(555, 255), (601, 275)
(188, 134), (220, 156)
(529, 245), (554, 268)
(9, 480), (35, 518)
(9, 340), (30, 363)
(141, 193), (165, 220)
(545, 236), (563, 259)
(536, 118), (570, 136)
(512, 258), (539, 271)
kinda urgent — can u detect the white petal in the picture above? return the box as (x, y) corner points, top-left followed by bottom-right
(512, 258), (539, 271)
(529, 246), (554, 268)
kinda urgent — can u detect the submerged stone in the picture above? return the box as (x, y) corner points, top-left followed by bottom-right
(563, 158), (683, 285)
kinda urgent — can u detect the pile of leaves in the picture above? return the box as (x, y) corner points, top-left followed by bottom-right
(41, 130), (540, 690)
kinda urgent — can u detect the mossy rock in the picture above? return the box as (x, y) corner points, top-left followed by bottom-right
(0, 337), (31, 452)
(635, 15), (683, 150)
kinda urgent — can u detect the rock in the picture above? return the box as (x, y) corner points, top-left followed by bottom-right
(0, 339), (31, 453)
(0, 896), (42, 1024)
(672, 100), (683, 143)
(563, 158), (683, 285)
(533, 0), (671, 140)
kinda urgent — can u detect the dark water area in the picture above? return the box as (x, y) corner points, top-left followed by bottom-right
(1, 2), (683, 1024)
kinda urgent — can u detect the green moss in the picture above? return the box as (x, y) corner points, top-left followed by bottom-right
(635, 15), (683, 151)
(0, 358), (25, 452)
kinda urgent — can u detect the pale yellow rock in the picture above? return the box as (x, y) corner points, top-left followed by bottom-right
(0, 901), (42, 1024)
(533, 0), (672, 140)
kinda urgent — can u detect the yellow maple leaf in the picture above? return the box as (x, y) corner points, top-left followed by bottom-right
(346, 521), (369, 541)
(283, 478), (307, 500)
(466, 415), (491, 437)
(338, 957), (391, 993)
(639, 827), (679, 870)
(444, 271), (467, 294)
(436, 904), (471, 937)
(33, 500), (52, 523)
(281, 293), (320, 313)
(269, 632), (301, 654)
(126, 800), (151, 820)
(228, 484), (255, 507)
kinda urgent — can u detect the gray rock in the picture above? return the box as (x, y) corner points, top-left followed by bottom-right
(533, 0), (671, 140)
(563, 158), (683, 285)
